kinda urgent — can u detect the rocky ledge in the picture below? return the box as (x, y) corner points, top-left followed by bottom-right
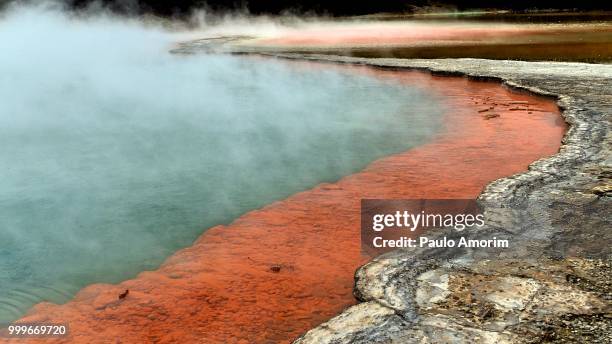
(254, 56), (611, 344)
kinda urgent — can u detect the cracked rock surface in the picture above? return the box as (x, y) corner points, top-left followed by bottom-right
(296, 258), (611, 344)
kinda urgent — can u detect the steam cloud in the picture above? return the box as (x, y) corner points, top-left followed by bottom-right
(0, 2), (443, 323)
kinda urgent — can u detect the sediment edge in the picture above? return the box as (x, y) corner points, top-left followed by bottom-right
(251, 54), (611, 343)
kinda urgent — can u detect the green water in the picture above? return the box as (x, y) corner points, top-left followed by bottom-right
(0, 6), (445, 322)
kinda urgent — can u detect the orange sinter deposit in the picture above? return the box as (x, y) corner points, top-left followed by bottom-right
(6, 63), (566, 344)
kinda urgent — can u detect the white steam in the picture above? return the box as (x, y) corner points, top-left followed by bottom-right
(0, 2), (443, 323)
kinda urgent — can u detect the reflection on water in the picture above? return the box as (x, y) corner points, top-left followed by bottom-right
(0, 6), (444, 322)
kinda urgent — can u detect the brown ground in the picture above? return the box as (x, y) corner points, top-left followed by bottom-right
(3, 63), (566, 344)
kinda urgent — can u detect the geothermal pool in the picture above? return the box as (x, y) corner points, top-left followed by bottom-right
(1, 5), (568, 344)
(12, 66), (566, 343)
(0, 7), (445, 323)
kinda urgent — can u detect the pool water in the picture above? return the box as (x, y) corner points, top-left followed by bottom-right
(0, 6), (444, 323)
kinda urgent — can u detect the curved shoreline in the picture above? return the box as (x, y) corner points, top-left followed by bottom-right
(1, 60), (569, 343)
(265, 56), (612, 343)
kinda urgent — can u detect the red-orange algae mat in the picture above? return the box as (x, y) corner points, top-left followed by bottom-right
(5, 64), (565, 344)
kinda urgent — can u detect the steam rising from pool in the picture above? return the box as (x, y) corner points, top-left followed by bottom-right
(0, 4), (444, 322)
